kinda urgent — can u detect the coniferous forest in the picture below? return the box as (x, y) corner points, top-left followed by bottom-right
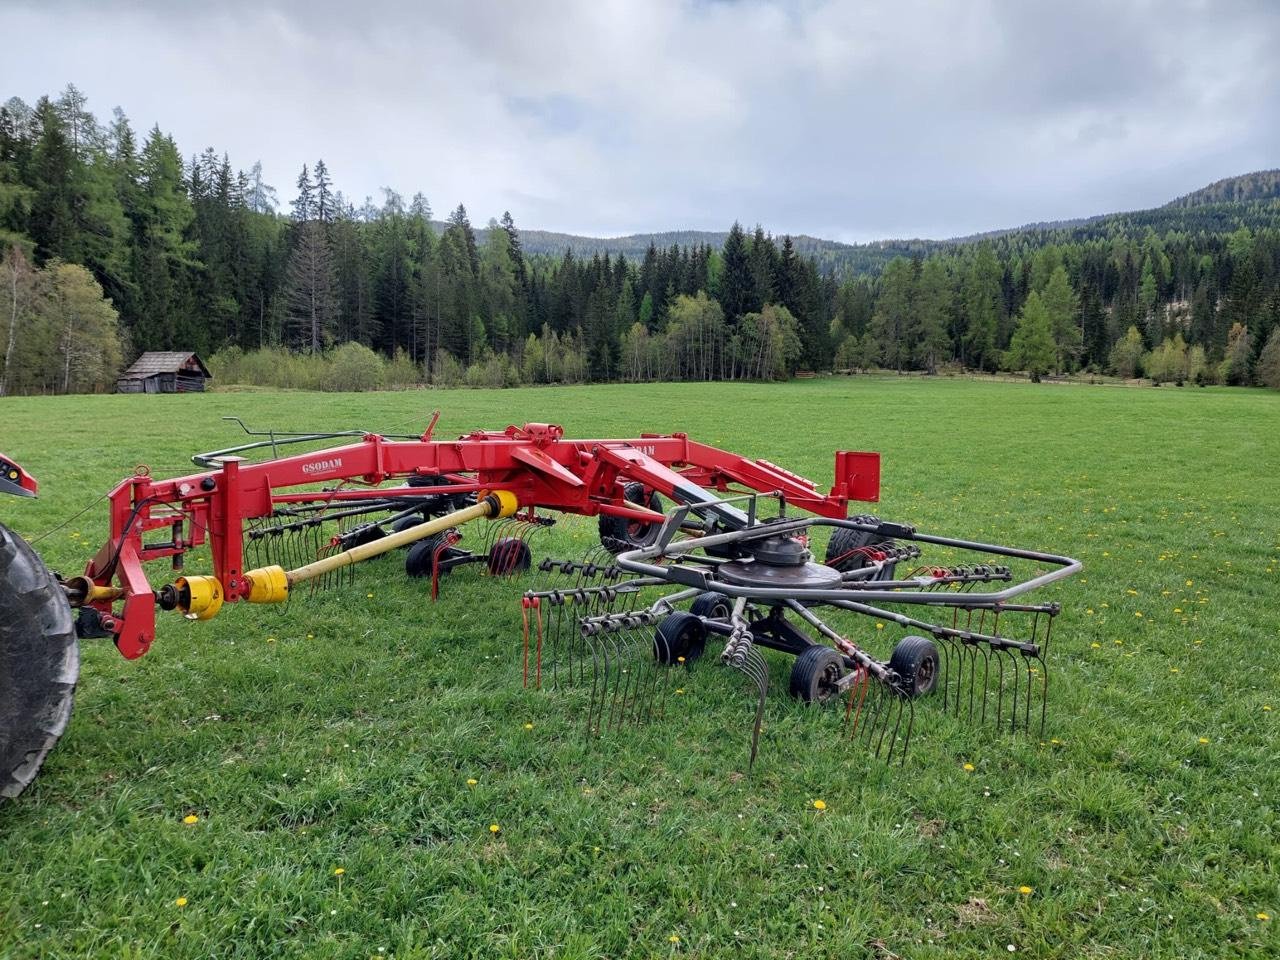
(3, 86), (1280, 395)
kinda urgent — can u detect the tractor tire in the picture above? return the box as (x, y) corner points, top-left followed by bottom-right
(487, 537), (531, 575)
(888, 634), (940, 698)
(788, 644), (846, 704)
(653, 611), (707, 665)
(598, 482), (664, 555)
(404, 531), (459, 578)
(825, 521), (897, 580)
(1, 521), (78, 798)
(689, 590), (732, 621)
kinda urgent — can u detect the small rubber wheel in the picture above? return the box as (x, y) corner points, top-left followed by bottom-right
(599, 482), (664, 554)
(789, 644), (846, 704)
(405, 531), (459, 578)
(348, 525), (386, 548)
(1, 521), (78, 798)
(653, 611), (707, 665)
(825, 521), (897, 580)
(487, 538), (531, 575)
(888, 634), (939, 697)
(390, 515), (424, 537)
(690, 591), (732, 620)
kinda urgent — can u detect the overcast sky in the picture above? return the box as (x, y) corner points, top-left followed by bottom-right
(3, 0), (1278, 242)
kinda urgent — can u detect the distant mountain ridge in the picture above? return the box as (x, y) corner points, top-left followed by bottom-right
(441, 169), (1280, 276)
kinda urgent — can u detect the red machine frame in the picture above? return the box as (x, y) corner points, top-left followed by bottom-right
(80, 424), (880, 660)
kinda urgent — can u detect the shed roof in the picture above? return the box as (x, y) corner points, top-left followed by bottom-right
(119, 352), (212, 379)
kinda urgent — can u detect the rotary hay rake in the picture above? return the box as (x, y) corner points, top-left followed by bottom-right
(0, 416), (1079, 798)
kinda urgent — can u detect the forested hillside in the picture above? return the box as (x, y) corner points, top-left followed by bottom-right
(2, 85), (1279, 394)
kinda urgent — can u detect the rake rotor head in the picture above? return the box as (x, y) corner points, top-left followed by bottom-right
(518, 501), (1075, 770)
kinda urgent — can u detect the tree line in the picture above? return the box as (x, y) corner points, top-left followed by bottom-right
(2, 85), (1279, 395)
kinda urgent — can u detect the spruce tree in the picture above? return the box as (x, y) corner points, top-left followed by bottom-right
(1004, 290), (1056, 381)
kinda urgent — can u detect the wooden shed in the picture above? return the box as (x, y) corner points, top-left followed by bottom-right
(116, 352), (212, 394)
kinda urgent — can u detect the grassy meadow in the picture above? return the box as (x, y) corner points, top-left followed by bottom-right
(0, 376), (1277, 959)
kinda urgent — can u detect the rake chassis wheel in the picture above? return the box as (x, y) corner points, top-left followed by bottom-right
(0, 522), (78, 798)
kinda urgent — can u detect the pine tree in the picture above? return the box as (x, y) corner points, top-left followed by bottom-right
(962, 245), (1001, 371)
(1003, 290), (1056, 381)
(870, 258), (916, 372)
(284, 220), (338, 353)
(914, 258), (952, 373)
(313, 159), (334, 223)
(719, 222), (751, 321)
(1041, 265), (1081, 372)
(291, 164), (312, 221)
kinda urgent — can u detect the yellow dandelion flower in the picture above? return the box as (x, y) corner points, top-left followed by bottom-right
(366, 592), (374, 598)
(875, 622), (885, 630)
(1091, 642), (1101, 649)
(677, 656), (686, 663)
(1126, 589), (1138, 596)
(668, 935), (681, 943)
(1257, 912), (1270, 921)
(1198, 737), (1209, 744)
(266, 636), (276, 643)
(466, 778), (478, 786)
(1185, 579), (1193, 586)
(1134, 612), (1143, 618)
(175, 897), (188, 907)
(1018, 885), (1033, 895)
(182, 814), (199, 825)
(963, 762), (975, 772)
(812, 799), (826, 810)
(675, 688), (685, 695)
(523, 722), (534, 730)
(333, 867), (345, 876)
(1265, 706), (1273, 712)
(489, 823), (501, 834)
(1086, 608), (1095, 615)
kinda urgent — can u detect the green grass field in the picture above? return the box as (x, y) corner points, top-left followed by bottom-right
(1, 377), (1277, 959)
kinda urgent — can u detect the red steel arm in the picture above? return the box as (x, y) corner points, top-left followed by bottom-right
(77, 425), (881, 659)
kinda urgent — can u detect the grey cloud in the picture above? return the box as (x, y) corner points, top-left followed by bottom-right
(2, 0), (1278, 241)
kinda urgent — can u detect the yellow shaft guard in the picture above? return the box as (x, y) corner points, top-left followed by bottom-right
(176, 575), (224, 620)
(490, 489), (520, 518)
(245, 564), (289, 604)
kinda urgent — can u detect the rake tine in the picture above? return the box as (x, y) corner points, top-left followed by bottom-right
(584, 626), (607, 736)
(993, 644), (1007, 730)
(732, 646), (769, 772)
(863, 681), (890, 749)
(619, 622), (650, 726)
(975, 643), (991, 725)
(845, 665), (871, 738)
(882, 691), (914, 765)
(1023, 652), (1036, 734)
(611, 623), (636, 727)
(603, 625), (629, 731)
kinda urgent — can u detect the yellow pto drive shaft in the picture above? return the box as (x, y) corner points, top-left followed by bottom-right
(175, 490), (518, 616)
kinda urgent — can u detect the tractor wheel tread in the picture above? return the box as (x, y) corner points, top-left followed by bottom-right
(1, 521), (78, 799)
(689, 591), (732, 620)
(599, 482), (664, 555)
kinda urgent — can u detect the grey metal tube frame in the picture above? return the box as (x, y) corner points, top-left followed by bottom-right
(614, 507), (1082, 609)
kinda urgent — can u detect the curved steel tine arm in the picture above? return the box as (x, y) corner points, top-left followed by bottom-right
(732, 646), (769, 772)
